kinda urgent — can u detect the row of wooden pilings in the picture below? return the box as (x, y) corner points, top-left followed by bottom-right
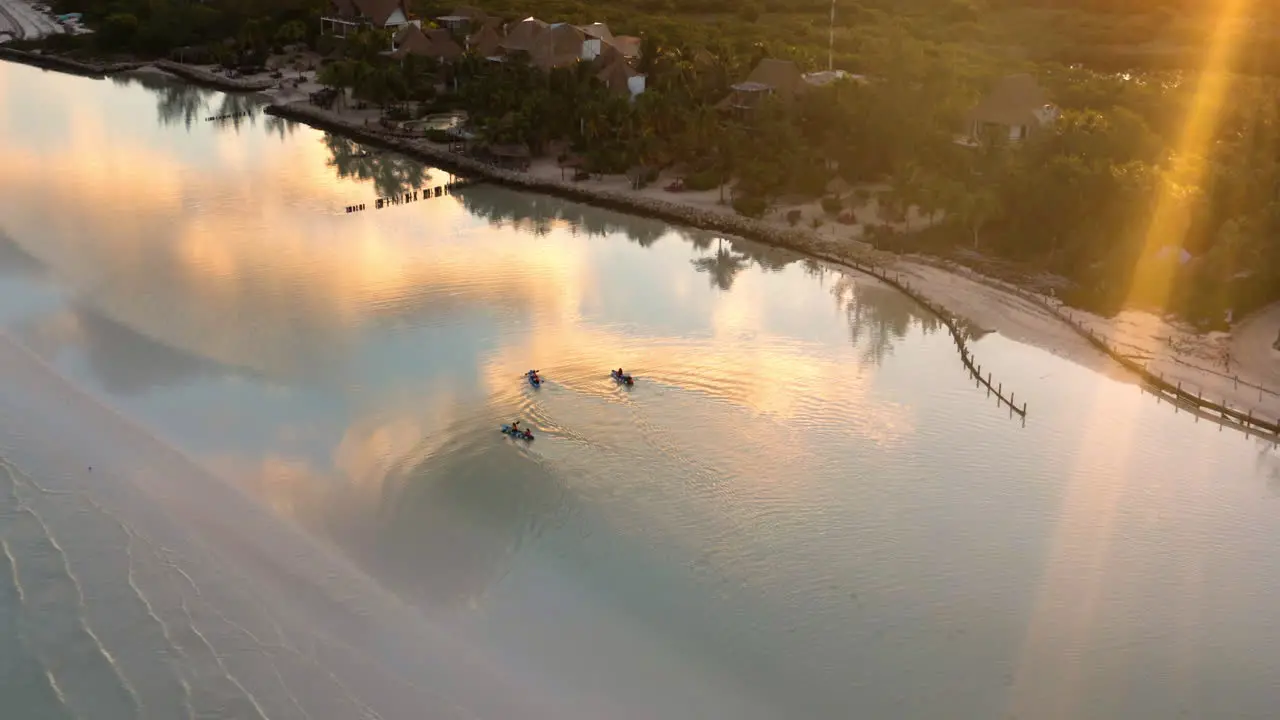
(1064, 309), (1280, 437)
(206, 110), (253, 122)
(933, 261), (1280, 438)
(843, 259), (1028, 421)
(344, 177), (478, 214)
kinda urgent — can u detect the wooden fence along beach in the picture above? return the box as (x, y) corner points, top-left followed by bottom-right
(343, 177), (478, 214)
(935, 263), (1280, 438)
(848, 262), (1029, 421)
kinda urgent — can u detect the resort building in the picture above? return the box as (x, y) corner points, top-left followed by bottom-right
(718, 59), (804, 114)
(962, 73), (1059, 145)
(321, 0), (411, 37)
(391, 25), (464, 61)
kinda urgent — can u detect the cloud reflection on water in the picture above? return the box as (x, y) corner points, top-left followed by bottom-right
(0, 66), (953, 618)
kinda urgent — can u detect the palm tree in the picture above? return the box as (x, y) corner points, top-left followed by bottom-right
(324, 134), (430, 197)
(274, 20), (307, 49)
(318, 60), (357, 110)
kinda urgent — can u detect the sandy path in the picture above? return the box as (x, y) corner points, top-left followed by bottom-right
(0, 0), (62, 42)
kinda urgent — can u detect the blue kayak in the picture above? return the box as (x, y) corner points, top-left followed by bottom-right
(500, 424), (534, 441)
(611, 370), (634, 386)
(527, 371), (541, 388)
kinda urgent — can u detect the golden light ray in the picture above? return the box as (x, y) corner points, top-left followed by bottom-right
(1128, 0), (1247, 313)
(1009, 2), (1251, 716)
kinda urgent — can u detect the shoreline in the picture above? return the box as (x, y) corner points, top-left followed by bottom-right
(0, 45), (143, 77)
(3, 49), (1278, 435)
(263, 100), (1280, 436)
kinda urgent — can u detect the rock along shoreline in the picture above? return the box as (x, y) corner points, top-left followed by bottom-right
(0, 45), (144, 77)
(263, 102), (884, 270)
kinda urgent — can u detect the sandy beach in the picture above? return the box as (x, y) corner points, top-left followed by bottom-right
(259, 66), (1280, 429)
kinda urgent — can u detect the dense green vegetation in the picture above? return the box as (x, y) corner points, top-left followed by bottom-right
(35, 0), (326, 61)
(21, 0), (1280, 324)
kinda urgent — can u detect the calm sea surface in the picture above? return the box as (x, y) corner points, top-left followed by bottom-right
(0, 61), (1278, 720)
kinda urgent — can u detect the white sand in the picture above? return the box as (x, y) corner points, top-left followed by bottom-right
(0, 0), (62, 42)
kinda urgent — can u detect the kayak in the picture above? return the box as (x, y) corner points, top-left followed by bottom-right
(527, 371), (541, 388)
(611, 370), (634, 386)
(500, 424), (534, 441)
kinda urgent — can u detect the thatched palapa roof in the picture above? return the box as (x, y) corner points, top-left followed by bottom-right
(596, 57), (639, 95)
(610, 35), (641, 59)
(578, 23), (613, 42)
(718, 58), (804, 109)
(501, 17), (547, 52)
(330, 0), (407, 27)
(967, 74), (1053, 127)
(468, 23), (503, 57)
(392, 25), (463, 60)
(739, 58), (803, 101)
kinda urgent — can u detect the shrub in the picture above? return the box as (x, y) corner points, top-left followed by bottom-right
(424, 128), (454, 143)
(98, 13), (139, 52)
(733, 195), (767, 218)
(684, 169), (722, 191)
(383, 105), (411, 121)
(821, 195), (843, 215)
(786, 209), (802, 226)
(738, 1), (762, 22)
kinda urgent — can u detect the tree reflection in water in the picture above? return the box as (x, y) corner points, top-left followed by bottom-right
(113, 71), (277, 135)
(456, 185), (671, 245)
(323, 134), (431, 199)
(728, 237), (800, 272)
(831, 273), (941, 366)
(691, 237), (749, 291)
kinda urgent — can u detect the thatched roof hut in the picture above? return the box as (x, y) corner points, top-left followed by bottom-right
(468, 23), (503, 57)
(597, 56), (639, 95)
(501, 17), (548, 53)
(718, 58), (804, 110)
(392, 25), (464, 61)
(740, 58), (803, 101)
(966, 74), (1055, 129)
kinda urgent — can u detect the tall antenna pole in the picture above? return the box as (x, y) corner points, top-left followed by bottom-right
(828, 0), (835, 71)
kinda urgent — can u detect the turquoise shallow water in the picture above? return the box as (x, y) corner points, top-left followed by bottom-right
(0, 61), (1279, 720)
